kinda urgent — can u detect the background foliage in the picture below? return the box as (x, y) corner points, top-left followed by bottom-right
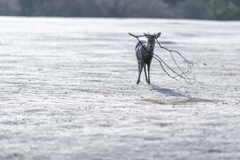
(202, 0), (240, 20)
(0, 0), (239, 20)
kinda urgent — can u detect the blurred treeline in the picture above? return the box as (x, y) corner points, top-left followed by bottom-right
(0, 0), (239, 20)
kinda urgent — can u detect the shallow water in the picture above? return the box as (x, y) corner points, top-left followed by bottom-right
(0, 17), (240, 160)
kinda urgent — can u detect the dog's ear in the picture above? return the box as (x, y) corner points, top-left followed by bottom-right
(155, 32), (161, 38)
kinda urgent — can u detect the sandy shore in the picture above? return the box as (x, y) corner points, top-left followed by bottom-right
(0, 17), (240, 160)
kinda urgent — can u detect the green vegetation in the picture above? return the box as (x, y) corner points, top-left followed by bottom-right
(18, 0), (44, 16)
(202, 0), (240, 20)
(0, 0), (239, 20)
